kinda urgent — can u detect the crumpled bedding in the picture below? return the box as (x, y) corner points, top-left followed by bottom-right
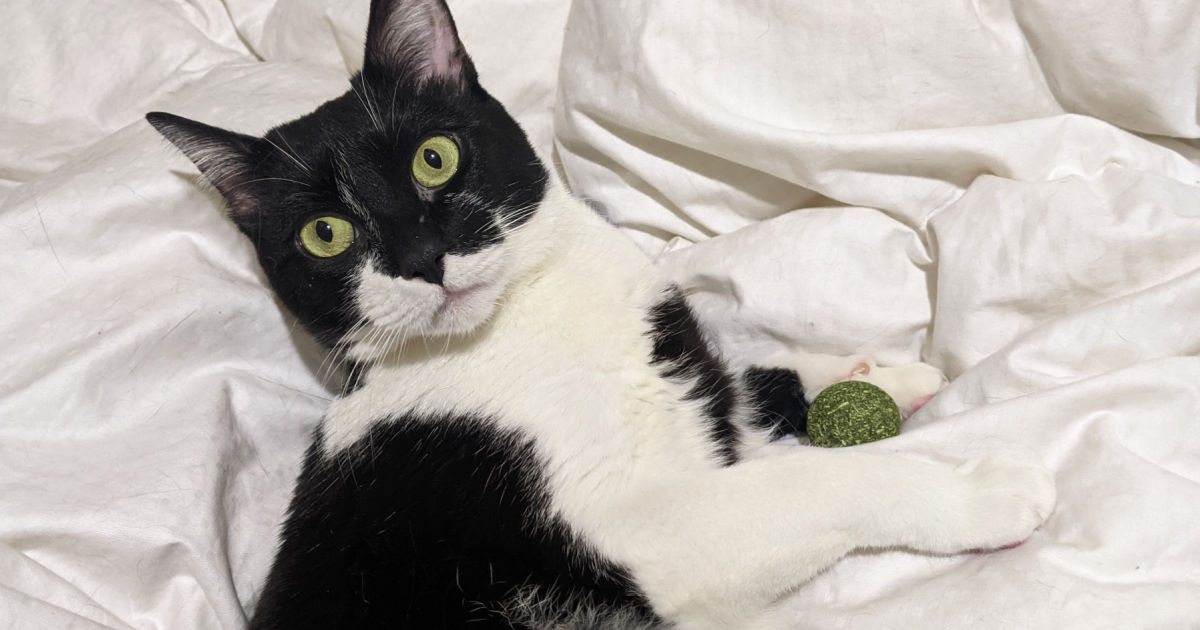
(1, 1), (1197, 629)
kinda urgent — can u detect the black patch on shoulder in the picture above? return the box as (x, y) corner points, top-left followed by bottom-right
(250, 417), (659, 630)
(646, 289), (740, 466)
(743, 367), (809, 438)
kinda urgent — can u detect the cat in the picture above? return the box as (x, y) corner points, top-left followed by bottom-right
(146, 0), (1055, 627)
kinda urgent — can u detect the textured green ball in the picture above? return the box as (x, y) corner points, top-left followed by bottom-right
(807, 381), (901, 447)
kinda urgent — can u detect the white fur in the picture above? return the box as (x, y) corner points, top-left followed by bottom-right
(321, 180), (1056, 629)
(349, 244), (509, 359)
(764, 351), (950, 417)
(494, 586), (661, 630)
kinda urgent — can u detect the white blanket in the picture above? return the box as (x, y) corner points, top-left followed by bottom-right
(2, 1), (1198, 628)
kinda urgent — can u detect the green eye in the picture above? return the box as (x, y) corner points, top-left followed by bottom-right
(411, 135), (460, 188)
(298, 215), (355, 258)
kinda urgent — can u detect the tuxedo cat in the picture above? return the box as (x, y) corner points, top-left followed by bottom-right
(147, 1), (1055, 627)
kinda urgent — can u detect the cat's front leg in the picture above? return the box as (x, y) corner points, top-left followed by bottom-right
(608, 450), (1055, 629)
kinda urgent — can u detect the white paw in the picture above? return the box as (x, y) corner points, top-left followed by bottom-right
(950, 458), (1057, 552)
(848, 360), (948, 417)
(769, 351), (948, 417)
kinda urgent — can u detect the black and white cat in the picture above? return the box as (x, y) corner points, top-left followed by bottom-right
(147, 1), (1055, 627)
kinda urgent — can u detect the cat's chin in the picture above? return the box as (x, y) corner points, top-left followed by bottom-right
(345, 286), (502, 360)
(427, 281), (505, 335)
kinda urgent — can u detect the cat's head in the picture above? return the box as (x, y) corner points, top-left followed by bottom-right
(147, 0), (547, 358)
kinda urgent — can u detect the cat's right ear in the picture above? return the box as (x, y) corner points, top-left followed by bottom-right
(146, 112), (262, 218)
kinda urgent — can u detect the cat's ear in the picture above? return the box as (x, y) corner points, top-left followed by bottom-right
(146, 112), (262, 218)
(363, 0), (478, 89)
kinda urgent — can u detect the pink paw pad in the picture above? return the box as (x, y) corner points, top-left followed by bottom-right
(909, 394), (935, 412)
(834, 362), (873, 384)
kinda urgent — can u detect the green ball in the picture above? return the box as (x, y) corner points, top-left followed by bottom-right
(807, 381), (901, 447)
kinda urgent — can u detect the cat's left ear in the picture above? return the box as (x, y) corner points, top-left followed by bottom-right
(363, 0), (478, 90)
(146, 112), (263, 219)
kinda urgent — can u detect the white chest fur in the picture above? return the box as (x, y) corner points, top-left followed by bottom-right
(322, 183), (729, 552)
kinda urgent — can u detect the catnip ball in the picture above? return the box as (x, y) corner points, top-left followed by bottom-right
(807, 381), (901, 447)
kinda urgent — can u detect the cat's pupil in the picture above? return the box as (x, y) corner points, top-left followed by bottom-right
(423, 149), (442, 170)
(315, 221), (334, 243)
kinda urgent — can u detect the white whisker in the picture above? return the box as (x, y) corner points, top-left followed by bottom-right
(352, 78), (385, 133)
(262, 136), (315, 176)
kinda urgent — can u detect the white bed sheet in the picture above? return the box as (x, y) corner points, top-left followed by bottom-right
(1, 1), (1198, 629)
(555, 2), (1200, 628)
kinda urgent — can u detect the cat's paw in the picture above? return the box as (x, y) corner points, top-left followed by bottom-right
(950, 458), (1057, 552)
(806, 352), (945, 417)
(832, 358), (948, 418)
(769, 352), (948, 417)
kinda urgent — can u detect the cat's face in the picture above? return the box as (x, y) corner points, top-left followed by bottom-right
(148, 0), (546, 357)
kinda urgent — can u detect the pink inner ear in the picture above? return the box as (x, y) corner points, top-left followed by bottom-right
(427, 12), (461, 80)
(376, 0), (464, 86)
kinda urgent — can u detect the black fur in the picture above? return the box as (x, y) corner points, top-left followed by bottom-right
(250, 418), (658, 629)
(146, 1), (817, 626)
(647, 290), (741, 466)
(743, 367), (809, 438)
(146, 0), (545, 347)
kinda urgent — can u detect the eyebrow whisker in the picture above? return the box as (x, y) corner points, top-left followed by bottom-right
(331, 155), (379, 231)
(263, 136), (315, 176)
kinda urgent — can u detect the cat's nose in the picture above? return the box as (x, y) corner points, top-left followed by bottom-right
(396, 240), (446, 285)
(403, 254), (444, 285)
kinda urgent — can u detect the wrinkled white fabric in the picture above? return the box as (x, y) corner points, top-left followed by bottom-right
(2, 0), (1199, 629)
(556, 1), (1200, 628)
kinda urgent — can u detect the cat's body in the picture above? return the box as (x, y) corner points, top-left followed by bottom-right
(148, 1), (1056, 628)
(253, 184), (760, 628)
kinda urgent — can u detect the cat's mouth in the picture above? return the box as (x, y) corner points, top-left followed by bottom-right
(350, 250), (509, 358)
(438, 284), (485, 313)
(429, 281), (497, 327)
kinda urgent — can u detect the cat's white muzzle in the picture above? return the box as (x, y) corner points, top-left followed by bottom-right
(349, 247), (509, 358)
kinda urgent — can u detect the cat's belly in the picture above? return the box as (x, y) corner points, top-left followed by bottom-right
(324, 339), (725, 482)
(320, 322), (731, 556)
(320, 229), (736, 570)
